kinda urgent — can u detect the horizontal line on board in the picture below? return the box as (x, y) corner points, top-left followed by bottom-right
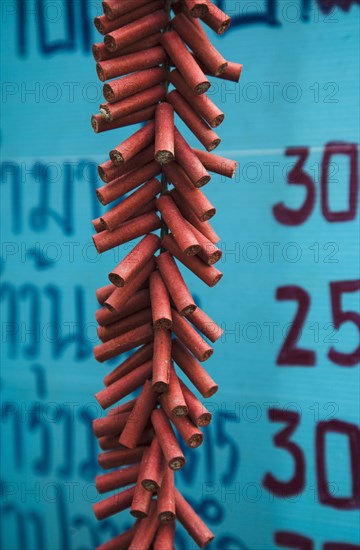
(2, 146), (327, 162)
(221, 146), (325, 156)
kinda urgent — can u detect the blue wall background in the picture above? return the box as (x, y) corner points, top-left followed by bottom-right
(1, 1), (359, 548)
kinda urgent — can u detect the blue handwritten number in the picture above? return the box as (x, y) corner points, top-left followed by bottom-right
(215, 411), (240, 485)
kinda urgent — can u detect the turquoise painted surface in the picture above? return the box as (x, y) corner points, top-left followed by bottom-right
(1, 1), (359, 548)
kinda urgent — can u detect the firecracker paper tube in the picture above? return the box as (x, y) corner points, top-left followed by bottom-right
(109, 234), (160, 287)
(157, 192), (202, 254)
(98, 144), (155, 182)
(156, 251), (197, 315)
(96, 161), (160, 207)
(102, 0), (151, 20)
(93, 410), (131, 438)
(129, 500), (160, 549)
(179, 379), (212, 426)
(152, 328), (172, 393)
(156, 195), (201, 256)
(110, 121), (156, 164)
(96, 283), (114, 305)
(100, 84), (166, 122)
(93, 485), (136, 520)
(127, 199), (157, 219)
(93, 33), (162, 62)
(98, 434), (124, 451)
(104, 10), (169, 52)
(172, 338), (218, 398)
(162, 233), (223, 287)
(102, 340), (154, 388)
(153, 521), (176, 549)
(151, 408), (186, 470)
(135, 426), (155, 447)
(108, 397), (137, 415)
(93, 212), (161, 253)
(104, 157), (159, 196)
(172, 127), (211, 187)
(119, 380), (158, 448)
(99, 178), (161, 228)
(149, 271), (172, 330)
(104, 343), (154, 387)
(172, 13), (227, 76)
(93, 322), (153, 363)
(95, 0), (164, 34)
(120, 200), (154, 227)
(104, 258), (156, 311)
(186, 304), (223, 342)
(157, 466), (176, 522)
(183, 0), (209, 17)
(215, 61), (243, 82)
(174, 1), (209, 40)
(107, 196), (157, 222)
(96, 463), (141, 493)
(101, 166), (160, 209)
(97, 308), (153, 342)
(195, 54), (243, 83)
(99, 426), (154, 451)
(161, 398), (204, 448)
(98, 446), (147, 470)
(201, 0), (231, 34)
(170, 70), (224, 129)
(93, 410), (131, 440)
(130, 449), (154, 518)
(93, 217), (105, 233)
(97, 303), (153, 340)
(163, 162), (216, 222)
(100, 84), (165, 121)
(161, 30), (210, 94)
(131, 480), (154, 518)
(96, 521), (139, 550)
(123, 31), (164, 53)
(175, 489), (215, 547)
(185, 219), (222, 264)
(104, 68), (166, 104)
(93, 41), (116, 62)
(96, 289), (151, 326)
(154, 102), (175, 163)
(172, 307), (213, 361)
(160, 363), (188, 417)
(97, 47), (166, 83)
(97, 163), (160, 206)
(193, 147), (238, 178)
(96, 359), (153, 408)
(97, 293), (153, 329)
(92, 106), (155, 133)
(169, 188), (220, 243)
(168, 89), (221, 151)
(100, 426), (154, 450)
(140, 436), (163, 491)
(97, 296), (149, 331)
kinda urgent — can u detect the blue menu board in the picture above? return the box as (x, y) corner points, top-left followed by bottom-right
(1, 1), (359, 548)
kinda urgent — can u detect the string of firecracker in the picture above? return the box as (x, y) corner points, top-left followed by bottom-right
(90, 0), (242, 547)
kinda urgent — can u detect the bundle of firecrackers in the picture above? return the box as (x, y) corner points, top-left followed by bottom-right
(90, 0), (242, 547)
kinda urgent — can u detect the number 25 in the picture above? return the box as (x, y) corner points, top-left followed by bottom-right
(276, 280), (360, 367)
